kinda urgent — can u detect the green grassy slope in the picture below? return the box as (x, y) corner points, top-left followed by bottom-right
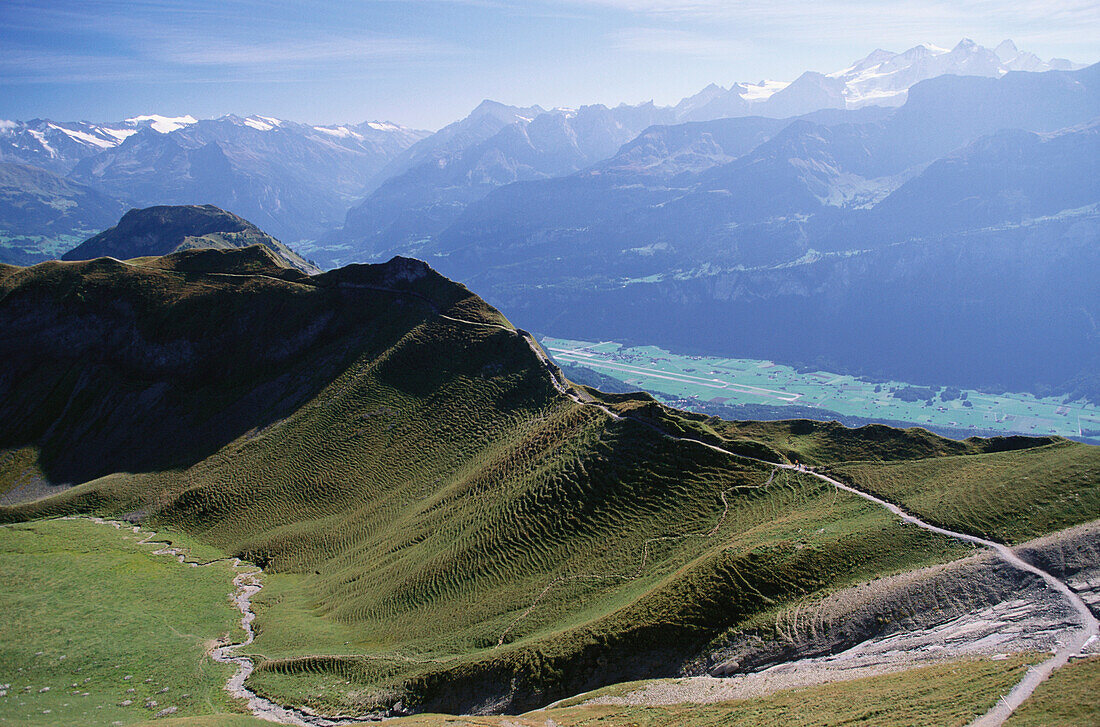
(0, 247), (1096, 717)
(828, 442), (1100, 543)
(0, 518), (244, 726)
(1004, 656), (1100, 726)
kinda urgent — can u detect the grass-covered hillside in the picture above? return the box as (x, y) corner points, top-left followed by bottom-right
(0, 246), (1097, 718)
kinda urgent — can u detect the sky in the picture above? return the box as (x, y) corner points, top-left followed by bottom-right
(1, 0), (1097, 130)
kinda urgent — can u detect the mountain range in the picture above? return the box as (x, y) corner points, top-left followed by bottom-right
(0, 114), (428, 250)
(0, 39), (1082, 267)
(380, 62), (1099, 402)
(673, 39), (1084, 122)
(316, 100), (677, 266)
(0, 39), (1095, 405)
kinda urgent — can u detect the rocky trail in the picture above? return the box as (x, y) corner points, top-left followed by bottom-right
(74, 517), (374, 726)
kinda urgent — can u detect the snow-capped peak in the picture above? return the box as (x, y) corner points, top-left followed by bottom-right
(313, 125), (362, 139)
(914, 42), (950, 54)
(827, 39), (1079, 108)
(675, 39), (1083, 122)
(735, 79), (790, 102)
(47, 122), (116, 149)
(242, 115), (282, 131)
(125, 114), (198, 133)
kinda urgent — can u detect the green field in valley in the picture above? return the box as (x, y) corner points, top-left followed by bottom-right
(542, 336), (1100, 442)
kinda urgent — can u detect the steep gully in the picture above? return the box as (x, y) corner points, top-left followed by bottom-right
(83, 266), (1100, 724)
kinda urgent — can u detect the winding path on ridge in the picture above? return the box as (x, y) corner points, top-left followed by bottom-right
(313, 280), (1100, 726)
(459, 309), (1096, 727)
(79, 266), (1099, 725)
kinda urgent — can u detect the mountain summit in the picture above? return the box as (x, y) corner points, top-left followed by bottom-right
(62, 204), (319, 274)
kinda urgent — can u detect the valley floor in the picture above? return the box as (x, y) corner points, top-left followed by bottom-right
(543, 336), (1100, 443)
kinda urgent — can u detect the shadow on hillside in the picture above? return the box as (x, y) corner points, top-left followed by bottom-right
(0, 263), (436, 493)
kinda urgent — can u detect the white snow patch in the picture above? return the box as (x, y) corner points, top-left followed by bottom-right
(48, 123), (116, 149)
(313, 125), (361, 139)
(243, 117), (275, 131)
(102, 127), (138, 143)
(27, 129), (57, 157)
(125, 115), (198, 133)
(737, 80), (789, 101)
(366, 121), (400, 131)
(916, 42), (950, 54)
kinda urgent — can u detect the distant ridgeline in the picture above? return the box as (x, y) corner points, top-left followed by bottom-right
(1, 239), (1097, 718)
(0, 56), (1095, 406)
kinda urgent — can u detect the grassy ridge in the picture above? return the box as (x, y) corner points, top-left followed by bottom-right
(829, 442), (1100, 543)
(1, 247), (1097, 715)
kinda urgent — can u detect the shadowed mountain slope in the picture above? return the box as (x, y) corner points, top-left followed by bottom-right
(0, 247), (1096, 718)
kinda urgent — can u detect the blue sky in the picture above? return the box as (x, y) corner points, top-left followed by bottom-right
(1, 0), (1097, 129)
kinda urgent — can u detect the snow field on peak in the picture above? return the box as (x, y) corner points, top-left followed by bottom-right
(124, 115), (199, 133)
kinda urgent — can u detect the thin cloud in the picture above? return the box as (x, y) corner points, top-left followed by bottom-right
(149, 35), (456, 67)
(0, 1), (462, 84)
(609, 27), (743, 57)
(557, 0), (1100, 42)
